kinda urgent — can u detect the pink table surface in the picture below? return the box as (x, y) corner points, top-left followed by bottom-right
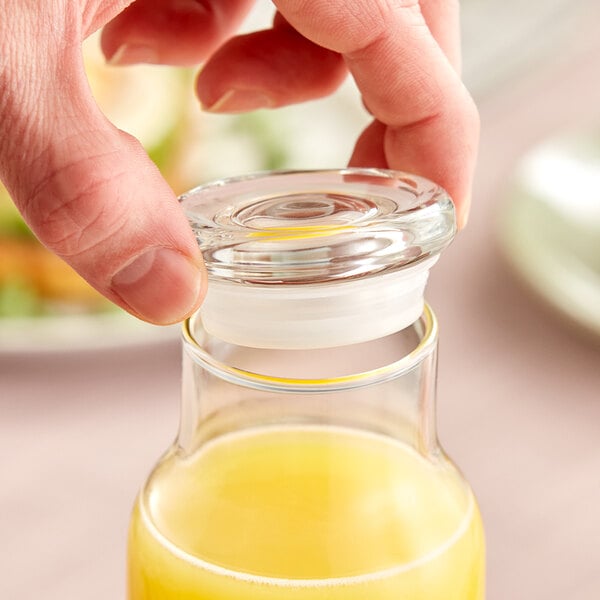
(2, 32), (600, 600)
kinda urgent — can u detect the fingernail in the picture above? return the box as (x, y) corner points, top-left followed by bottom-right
(112, 248), (203, 325)
(108, 43), (160, 66)
(457, 194), (472, 230)
(202, 89), (274, 113)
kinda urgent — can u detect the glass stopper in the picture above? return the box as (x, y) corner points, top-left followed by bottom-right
(180, 169), (455, 348)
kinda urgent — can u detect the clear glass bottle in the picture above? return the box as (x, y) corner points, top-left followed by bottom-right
(127, 169), (485, 600)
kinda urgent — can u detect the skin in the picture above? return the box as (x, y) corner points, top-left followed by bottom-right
(0, 0), (479, 325)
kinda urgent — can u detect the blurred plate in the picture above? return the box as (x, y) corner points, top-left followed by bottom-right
(0, 311), (179, 356)
(498, 129), (600, 337)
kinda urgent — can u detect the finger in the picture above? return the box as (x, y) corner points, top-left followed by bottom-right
(101, 0), (255, 66)
(197, 19), (347, 112)
(0, 28), (205, 324)
(348, 120), (387, 168)
(419, 0), (461, 72)
(274, 0), (479, 226)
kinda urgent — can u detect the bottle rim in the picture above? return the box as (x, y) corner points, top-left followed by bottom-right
(182, 304), (438, 393)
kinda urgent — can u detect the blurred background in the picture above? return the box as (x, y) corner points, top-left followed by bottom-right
(1, 1), (599, 599)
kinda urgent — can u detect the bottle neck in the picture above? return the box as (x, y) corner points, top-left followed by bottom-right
(178, 307), (440, 460)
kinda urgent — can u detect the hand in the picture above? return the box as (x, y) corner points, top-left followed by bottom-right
(0, 1), (478, 325)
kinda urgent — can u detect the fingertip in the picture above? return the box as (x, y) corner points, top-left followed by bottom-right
(111, 247), (206, 325)
(348, 120), (388, 169)
(456, 195), (471, 230)
(197, 28), (346, 111)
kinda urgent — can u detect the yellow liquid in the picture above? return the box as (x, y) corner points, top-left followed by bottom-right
(128, 426), (484, 599)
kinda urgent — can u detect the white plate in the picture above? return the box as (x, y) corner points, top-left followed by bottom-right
(498, 129), (600, 338)
(0, 310), (180, 356)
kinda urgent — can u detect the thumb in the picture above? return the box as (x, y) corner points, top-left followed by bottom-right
(0, 20), (205, 325)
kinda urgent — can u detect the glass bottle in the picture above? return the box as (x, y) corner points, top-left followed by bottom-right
(127, 169), (485, 600)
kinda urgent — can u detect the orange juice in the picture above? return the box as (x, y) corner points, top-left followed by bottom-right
(128, 426), (484, 599)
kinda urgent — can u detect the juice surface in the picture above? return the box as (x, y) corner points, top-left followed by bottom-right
(128, 426), (484, 599)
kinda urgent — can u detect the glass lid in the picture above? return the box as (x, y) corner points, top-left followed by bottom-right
(179, 169), (456, 349)
(180, 169), (455, 285)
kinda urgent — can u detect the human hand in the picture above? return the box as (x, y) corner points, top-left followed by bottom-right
(188, 0), (479, 227)
(0, 1), (478, 325)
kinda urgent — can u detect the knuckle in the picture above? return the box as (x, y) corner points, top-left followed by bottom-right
(22, 143), (130, 261)
(347, 0), (423, 52)
(279, 0), (422, 55)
